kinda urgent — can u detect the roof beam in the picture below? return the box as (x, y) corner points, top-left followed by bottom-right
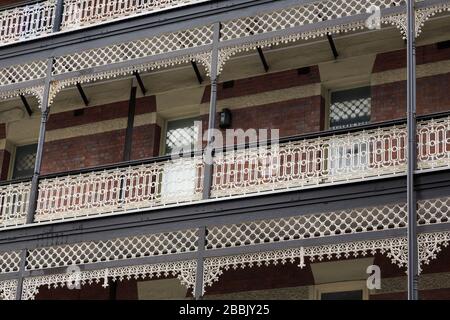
(327, 33), (339, 59)
(19, 94), (33, 116)
(191, 61), (204, 84)
(257, 47), (270, 72)
(76, 82), (90, 106)
(133, 71), (147, 95)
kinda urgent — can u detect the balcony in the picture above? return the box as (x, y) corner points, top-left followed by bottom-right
(0, 0), (210, 46)
(0, 112), (448, 228)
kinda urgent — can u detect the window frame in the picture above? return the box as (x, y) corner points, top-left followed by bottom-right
(161, 116), (201, 156)
(311, 281), (369, 300)
(9, 142), (38, 181)
(326, 84), (372, 131)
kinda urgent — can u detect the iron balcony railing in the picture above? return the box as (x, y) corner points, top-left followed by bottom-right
(1, 112), (450, 228)
(0, 0), (210, 46)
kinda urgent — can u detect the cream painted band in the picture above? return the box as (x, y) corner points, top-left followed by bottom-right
(371, 60), (450, 86)
(45, 113), (157, 142)
(199, 83), (322, 115)
(370, 272), (450, 295)
(205, 272), (450, 300)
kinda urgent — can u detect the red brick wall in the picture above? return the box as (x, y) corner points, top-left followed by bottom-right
(41, 96), (160, 175)
(201, 67), (324, 143)
(46, 96), (156, 130)
(35, 280), (138, 300)
(0, 149), (11, 180)
(0, 124), (9, 180)
(0, 0), (23, 6)
(41, 124), (161, 175)
(202, 67), (321, 103)
(371, 43), (450, 122)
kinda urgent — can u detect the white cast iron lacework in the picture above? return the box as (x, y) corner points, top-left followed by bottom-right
(203, 232), (450, 293)
(0, 251), (21, 274)
(211, 124), (407, 198)
(0, 86), (45, 108)
(35, 157), (204, 222)
(0, 182), (31, 228)
(206, 196), (450, 251)
(415, 2), (450, 38)
(25, 229), (198, 271)
(61, 0), (211, 31)
(220, 0), (404, 41)
(206, 203), (408, 250)
(23, 115), (450, 224)
(21, 260), (197, 300)
(53, 25), (213, 75)
(48, 51), (212, 105)
(0, 60), (47, 87)
(0, 0), (56, 46)
(0, 280), (17, 300)
(417, 116), (450, 171)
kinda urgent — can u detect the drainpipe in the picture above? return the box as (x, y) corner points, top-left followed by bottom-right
(202, 22), (221, 200)
(406, 0), (419, 301)
(26, 58), (53, 224)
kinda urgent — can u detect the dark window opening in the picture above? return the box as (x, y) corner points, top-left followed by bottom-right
(329, 87), (371, 130)
(164, 118), (199, 155)
(321, 290), (363, 300)
(12, 144), (38, 180)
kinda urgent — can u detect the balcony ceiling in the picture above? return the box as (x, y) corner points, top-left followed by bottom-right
(0, 14), (449, 129)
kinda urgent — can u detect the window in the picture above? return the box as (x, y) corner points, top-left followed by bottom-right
(164, 117), (200, 155)
(161, 117), (200, 202)
(321, 290), (363, 300)
(12, 144), (37, 180)
(329, 87), (371, 130)
(312, 281), (368, 300)
(328, 87), (371, 175)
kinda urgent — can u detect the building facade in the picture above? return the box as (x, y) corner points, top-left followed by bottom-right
(0, 0), (449, 300)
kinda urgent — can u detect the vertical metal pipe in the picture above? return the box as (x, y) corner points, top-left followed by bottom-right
(123, 85), (137, 162)
(202, 22), (221, 200)
(26, 58), (54, 224)
(53, 0), (65, 32)
(194, 226), (206, 300)
(15, 249), (28, 300)
(407, 0), (419, 301)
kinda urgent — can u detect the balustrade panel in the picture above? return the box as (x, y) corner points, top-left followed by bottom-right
(0, 0), (55, 46)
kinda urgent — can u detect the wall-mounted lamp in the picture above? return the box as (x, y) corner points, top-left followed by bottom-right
(219, 108), (232, 129)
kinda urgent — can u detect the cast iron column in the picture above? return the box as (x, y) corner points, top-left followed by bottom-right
(407, 0), (419, 301)
(202, 22), (221, 200)
(26, 58), (53, 224)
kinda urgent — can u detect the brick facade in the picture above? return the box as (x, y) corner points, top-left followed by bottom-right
(371, 43), (450, 122)
(0, 123), (9, 180)
(201, 67), (325, 144)
(41, 96), (160, 175)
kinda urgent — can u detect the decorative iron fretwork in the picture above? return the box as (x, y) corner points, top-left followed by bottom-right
(35, 157), (204, 222)
(61, 0), (210, 31)
(0, 280), (18, 300)
(0, 182), (31, 228)
(0, 251), (21, 274)
(206, 195), (450, 251)
(207, 203), (408, 250)
(203, 232), (450, 294)
(0, 0), (56, 46)
(49, 51), (212, 105)
(0, 60), (47, 87)
(21, 260), (197, 300)
(26, 229), (198, 271)
(0, 86), (45, 108)
(211, 124), (407, 198)
(53, 25), (213, 75)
